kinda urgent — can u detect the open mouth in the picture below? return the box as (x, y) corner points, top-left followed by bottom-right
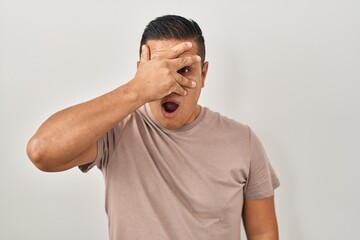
(160, 99), (180, 118)
(162, 101), (179, 113)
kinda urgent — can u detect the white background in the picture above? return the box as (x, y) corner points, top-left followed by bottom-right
(1, 0), (359, 239)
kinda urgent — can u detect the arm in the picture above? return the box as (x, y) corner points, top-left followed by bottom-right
(26, 83), (141, 172)
(27, 42), (200, 172)
(242, 195), (279, 240)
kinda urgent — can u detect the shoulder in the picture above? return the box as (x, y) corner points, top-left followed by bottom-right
(203, 107), (251, 136)
(110, 107), (146, 137)
(115, 105), (157, 134)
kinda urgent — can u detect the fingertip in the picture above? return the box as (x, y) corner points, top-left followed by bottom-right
(192, 80), (197, 88)
(195, 55), (201, 62)
(142, 44), (149, 52)
(186, 42), (192, 48)
(141, 45), (150, 61)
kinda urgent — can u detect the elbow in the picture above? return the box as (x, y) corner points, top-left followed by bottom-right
(26, 136), (54, 172)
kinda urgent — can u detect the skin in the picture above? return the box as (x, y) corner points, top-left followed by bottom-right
(26, 39), (278, 239)
(243, 196), (279, 240)
(144, 39), (208, 130)
(27, 41), (200, 172)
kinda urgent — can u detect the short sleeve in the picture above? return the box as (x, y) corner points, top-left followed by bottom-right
(78, 128), (117, 173)
(244, 127), (280, 200)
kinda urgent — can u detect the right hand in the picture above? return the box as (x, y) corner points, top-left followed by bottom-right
(130, 42), (201, 103)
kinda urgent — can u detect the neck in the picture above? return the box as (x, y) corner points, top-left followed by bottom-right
(185, 104), (201, 125)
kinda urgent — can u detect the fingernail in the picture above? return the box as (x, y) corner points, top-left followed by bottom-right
(192, 81), (197, 87)
(195, 55), (201, 62)
(187, 42), (192, 47)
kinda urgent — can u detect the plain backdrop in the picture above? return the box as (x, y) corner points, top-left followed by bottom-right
(1, 0), (359, 239)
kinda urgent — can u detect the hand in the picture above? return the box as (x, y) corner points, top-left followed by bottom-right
(130, 42), (201, 103)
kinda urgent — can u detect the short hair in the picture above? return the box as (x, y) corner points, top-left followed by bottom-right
(140, 15), (205, 63)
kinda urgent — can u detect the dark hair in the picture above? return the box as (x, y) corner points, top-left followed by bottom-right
(140, 15), (205, 63)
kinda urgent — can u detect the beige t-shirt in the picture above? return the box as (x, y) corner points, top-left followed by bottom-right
(80, 104), (280, 240)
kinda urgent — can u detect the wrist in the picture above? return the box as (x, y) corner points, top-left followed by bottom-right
(121, 80), (147, 108)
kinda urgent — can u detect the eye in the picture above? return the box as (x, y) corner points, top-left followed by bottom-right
(178, 67), (190, 74)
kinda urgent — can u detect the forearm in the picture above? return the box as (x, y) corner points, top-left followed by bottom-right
(246, 230), (279, 240)
(27, 81), (143, 171)
(243, 196), (279, 240)
(27, 42), (199, 172)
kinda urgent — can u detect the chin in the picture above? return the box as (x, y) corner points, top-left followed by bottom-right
(154, 110), (186, 130)
(156, 112), (185, 129)
(158, 121), (183, 130)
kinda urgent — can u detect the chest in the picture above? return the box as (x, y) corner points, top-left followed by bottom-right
(105, 127), (249, 222)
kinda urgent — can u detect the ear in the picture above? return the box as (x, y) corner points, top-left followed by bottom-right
(201, 61), (209, 88)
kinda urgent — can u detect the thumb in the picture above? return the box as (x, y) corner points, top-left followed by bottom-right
(140, 45), (150, 63)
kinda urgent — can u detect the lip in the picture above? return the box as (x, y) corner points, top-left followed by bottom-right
(161, 98), (180, 118)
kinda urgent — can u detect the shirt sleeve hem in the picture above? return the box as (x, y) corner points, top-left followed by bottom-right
(78, 138), (103, 173)
(244, 181), (280, 200)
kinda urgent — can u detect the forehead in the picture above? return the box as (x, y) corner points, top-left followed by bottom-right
(146, 39), (199, 58)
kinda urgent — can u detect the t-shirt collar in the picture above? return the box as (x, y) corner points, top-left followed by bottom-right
(144, 103), (205, 133)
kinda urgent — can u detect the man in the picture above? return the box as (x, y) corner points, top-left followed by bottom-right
(27, 15), (280, 240)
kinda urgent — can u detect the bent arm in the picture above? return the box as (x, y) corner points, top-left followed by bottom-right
(242, 195), (279, 240)
(27, 42), (200, 172)
(26, 83), (142, 172)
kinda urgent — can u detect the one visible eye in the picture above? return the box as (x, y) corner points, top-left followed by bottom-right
(178, 67), (190, 74)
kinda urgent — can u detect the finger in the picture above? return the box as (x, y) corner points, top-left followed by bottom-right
(174, 74), (197, 89)
(140, 45), (150, 63)
(153, 42), (192, 60)
(169, 42), (192, 58)
(171, 83), (187, 96)
(170, 55), (201, 71)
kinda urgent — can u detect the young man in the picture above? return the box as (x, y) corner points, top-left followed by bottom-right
(27, 15), (280, 240)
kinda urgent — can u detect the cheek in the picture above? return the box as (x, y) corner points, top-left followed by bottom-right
(182, 88), (201, 106)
